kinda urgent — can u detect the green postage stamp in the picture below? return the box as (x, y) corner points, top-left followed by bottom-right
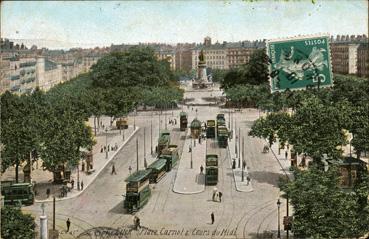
(267, 35), (333, 92)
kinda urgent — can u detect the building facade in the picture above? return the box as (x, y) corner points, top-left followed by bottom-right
(330, 35), (368, 77)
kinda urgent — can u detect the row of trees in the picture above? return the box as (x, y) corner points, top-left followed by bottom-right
(1, 46), (183, 183)
(218, 48), (369, 237)
(248, 78), (369, 237)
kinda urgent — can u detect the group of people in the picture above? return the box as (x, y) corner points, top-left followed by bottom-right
(212, 187), (223, 202)
(169, 118), (177, 125)
(100, 143), (119, 153)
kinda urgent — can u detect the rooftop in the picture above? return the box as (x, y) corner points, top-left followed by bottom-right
(125, 169), (151, 182)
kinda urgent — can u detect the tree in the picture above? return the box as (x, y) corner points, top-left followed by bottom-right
(90, 47), (173, 88)
(249, 112), (291, 147)
(279, 166), (369, 238)
(242, 48), (269, 85)
(288, 97), (349, 164)
(40, 106), (95, 182)
(220, 69), (243, 90)
(1, 206), (35, 239)
(0, 92), (43, 182)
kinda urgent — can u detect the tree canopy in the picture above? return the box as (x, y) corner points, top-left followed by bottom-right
(1, 206), (35, 239)
(90, 47), (174, 88)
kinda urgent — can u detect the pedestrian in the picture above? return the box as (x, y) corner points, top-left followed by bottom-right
(46, 188), (50, 198)
(115, 143), (118, 151)
(189, 145), (192, 153)
(81, 181), (84, 190)
(71, 179), (74, 189)
(174, 119), (177, 125)
(219, 191), (223, 202)
(66, 218), (71, 232)
(112, 163), (116, 175)
(232, 158), (236, 169)
(199, 137), (201, 144)
(285, 151), (288, 160)
(212, 187), (218, 201)
(104, 146), (106, 152)
(246, 176), (251, 186)
(108, 145), (110, 152)
(129, 165), (132, 175)
(211, 212), (215, 224)
(100, 146), (103, 153)
(135, 216), (141, 229)
(200, 165), (204, 174)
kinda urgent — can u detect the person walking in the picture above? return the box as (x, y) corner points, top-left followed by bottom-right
(285, 150), (288, 160)
(218, 191), (223, 202)
(200, 165), (204, 174)
(212, 187), (218, 201)
(66, 218), (71, 232)
(81, 181), (84, 190)
(112, 163), (117, 175)
(71, 179), (74, 189)
(246, 176), (251, 186)
(100, 146), (103, 153)
(211, 212), (215, 224)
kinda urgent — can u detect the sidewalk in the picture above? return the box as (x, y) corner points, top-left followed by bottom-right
(228, 134), (253, 192)
(173, 129), (206, 194)
(269, 140), (299, 180)
(31, 117), (139, 203)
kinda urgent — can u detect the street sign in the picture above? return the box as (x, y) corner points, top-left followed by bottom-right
(267, 35), (333, 92)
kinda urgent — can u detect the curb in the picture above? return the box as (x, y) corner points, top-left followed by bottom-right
(227, 145), (254, 193)
(35, 127), (140, 203)
(266, 140), (293, 181)
(172, 130), (206, 195)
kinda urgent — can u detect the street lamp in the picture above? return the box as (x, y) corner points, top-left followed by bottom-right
(105, 128), (108, 159)
(151, 115), (153, 155)
(190, 138), (193, 169)
(277, 199), (281, 239)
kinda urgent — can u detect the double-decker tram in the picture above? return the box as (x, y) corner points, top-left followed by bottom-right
(147, 158), (167, 183)
(160, 144), (179, 171)
(1, 181), (34, 205)
(124, 170), (151, 213)
(206, 120), (216, 138)
(205, 154), (219, 185)
(179, 112), (188, 131)
(157, 130), (171, 155)
(217, 126), (229, 148)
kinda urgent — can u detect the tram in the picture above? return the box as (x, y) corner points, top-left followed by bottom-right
(179, 112), (188, 131)
(147, 158), (167, 183)
(157, 130), (171, 155)
(206, 120), (216, 138)
(205, 154), (219, 185)
(1, 181), (34, 205)
(160, 145), (179, 171)
(217, 126), (229, 148)
(124, 170), (151, 213)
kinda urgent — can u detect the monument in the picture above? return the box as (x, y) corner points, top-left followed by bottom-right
(192, 50), (212, 89)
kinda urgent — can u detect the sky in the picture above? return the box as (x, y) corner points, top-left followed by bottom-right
(1, 0), (368, 49)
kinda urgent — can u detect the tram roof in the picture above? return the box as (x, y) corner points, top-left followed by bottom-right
(125, 170), (151, 182)
(148, 158), (167, 170)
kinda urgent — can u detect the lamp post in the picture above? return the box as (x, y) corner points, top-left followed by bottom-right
(133, 110), (136, 130)
(151, 116), (153, 155)
(277, 199), (281, 239)
(144, 128), (147, 169)
(228, 109), (230, 129)
(190, 138), (193, 169)
(136, 138), (139, 172)
(105, 128), (108, 159)
(238, 128), (241, 168)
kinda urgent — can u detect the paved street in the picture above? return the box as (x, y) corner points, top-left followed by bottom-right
(22, 85), (292, 239)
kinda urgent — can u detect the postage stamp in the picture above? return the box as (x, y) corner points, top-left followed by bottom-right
(267, 35), (333, 92)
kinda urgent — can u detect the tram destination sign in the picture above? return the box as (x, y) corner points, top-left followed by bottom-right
(267, 35), (333, 93)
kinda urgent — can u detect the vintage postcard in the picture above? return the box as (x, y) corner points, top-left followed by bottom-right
(1, 1), (368, 239)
